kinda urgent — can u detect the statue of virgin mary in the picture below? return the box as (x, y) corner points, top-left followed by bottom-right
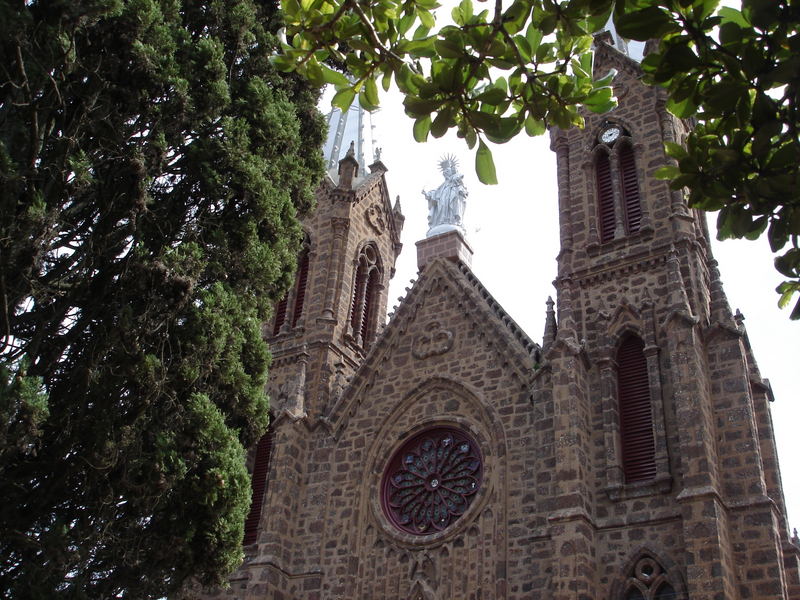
(422, 155), (468, 237)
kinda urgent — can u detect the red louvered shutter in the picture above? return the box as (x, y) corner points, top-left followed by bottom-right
(619, 144), (642, 234)
(349, 260), (367, 333)
(243, 426), (275, 545)
(272, 296), (288, 336)
(596, 153), (615, 242)
(617, 336), (656, 483)
(291, 249), (310, 327)
(360, 269), (379, 345)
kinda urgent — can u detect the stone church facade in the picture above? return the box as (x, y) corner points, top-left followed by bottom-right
(188, 36), (800, 599)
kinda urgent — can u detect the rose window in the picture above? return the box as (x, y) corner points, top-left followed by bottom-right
(381, 428), (483, 535)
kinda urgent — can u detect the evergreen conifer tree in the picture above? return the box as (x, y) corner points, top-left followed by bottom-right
(0, 1), (324, 597)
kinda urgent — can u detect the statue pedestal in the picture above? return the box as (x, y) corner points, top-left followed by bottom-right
(416, 229), (473, 271)
(426, 223), (465, 238)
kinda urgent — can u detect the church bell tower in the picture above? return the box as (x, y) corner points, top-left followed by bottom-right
(235, 103), (404, 584)
(546, 33), (799, 599)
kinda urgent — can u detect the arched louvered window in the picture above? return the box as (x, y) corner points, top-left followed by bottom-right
(617, 335), (656, 483)
(619, 142), (642, 235)
(271, 234), (311, 335)
(272, 295), (288, 335)
(596, 151), (616, 243)
(349, 244), (381, 347)
(291, 244), (310, 327)
(359, 268), (380, 343)
(243, 423), (275, 545)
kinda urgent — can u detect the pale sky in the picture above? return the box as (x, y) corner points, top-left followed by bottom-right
(336, 88), (800, 534)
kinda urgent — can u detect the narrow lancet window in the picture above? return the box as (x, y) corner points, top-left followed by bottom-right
(243, 424), (275, 545)
(272, 296), (288, 335)
(619, 142), (642, 234)
(291, 243), (310, 328)
(271, 234), (311, 334)
(596, 151), (616, 243)
(617, 335), (656, 483)
(349, 244), (381, 347)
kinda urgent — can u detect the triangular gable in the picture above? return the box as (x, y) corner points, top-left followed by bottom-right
(322, 163), (402, 249)
(592, 34), (643, 85)
(326, 256), (541, 433)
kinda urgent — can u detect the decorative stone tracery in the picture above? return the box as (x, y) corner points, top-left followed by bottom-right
(381, 427), (482, 535)
(613, 552), (687, 600)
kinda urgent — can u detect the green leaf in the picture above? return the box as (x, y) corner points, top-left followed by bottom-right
(524, 114), (545, 137)
(459, 0), (474, 21)
(752, 121), (782, 159)
(476, 139), (498, 184)
(525, 24), (543, 55)
(766, 143), (799, 171)
(269, 54), (296, 72)
(419, 8), (435, 29)
(434, 38), (463, 58)
(396, 64), (420, 95)
(465, 126), (477, 149)
(717, 6), (750, 29)
(584, 86), (615, 113)
(615, 6), (679, 41)
(358, 89), (380, 112)
(662, 44), (700, 71)
(666, 93), (698, 119)
(365, 78), (379, 107)
(403, 95), (441, 117)
(654, 165), (680, 180)
(331, 87), (356, 112)
(321, 65), (349, 87)
(413, 116), (431, 142)
(431, 108), (454, 138)
(744, 216), (769, 240)
(777, 281), (795, 309)
(664, 141), (688, 161)
(476, 85), (507, 104)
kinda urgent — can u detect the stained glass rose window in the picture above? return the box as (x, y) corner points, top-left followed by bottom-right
(381, 428), (483, 535)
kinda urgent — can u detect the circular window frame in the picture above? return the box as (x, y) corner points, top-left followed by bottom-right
(380, 426), (484, 537)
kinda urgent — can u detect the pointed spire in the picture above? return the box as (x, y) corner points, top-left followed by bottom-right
(323, 102), (377, 177)
(555, 278), (578, 342)
(601, 15), (629, 56)
(666, 245), (691, 315)
(734, 308), (745, 330)
(543, 296), (557, 352)
(392, 194), (405, 235)
(708, 259), (735, 326)
(337, 140), (359, 190)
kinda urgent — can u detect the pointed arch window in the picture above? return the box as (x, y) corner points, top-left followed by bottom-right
(596, 150), (616, 243)
(291, 244), (310, 328)
(349, 243), (382, 348)
(271, 234), (311, 335)
(619, 141), (642, 235)
(617, 335), (656, 483)
(272, 295), (289, 335)
(593, 124), (644, 243)
(243, 422), (275, 545)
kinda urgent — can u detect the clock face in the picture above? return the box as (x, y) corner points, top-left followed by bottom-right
(600, 126), (621, 144)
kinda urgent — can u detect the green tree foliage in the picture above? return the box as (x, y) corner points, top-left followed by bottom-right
(0, 1), (324, 597)
(277, 0), (800, 317)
